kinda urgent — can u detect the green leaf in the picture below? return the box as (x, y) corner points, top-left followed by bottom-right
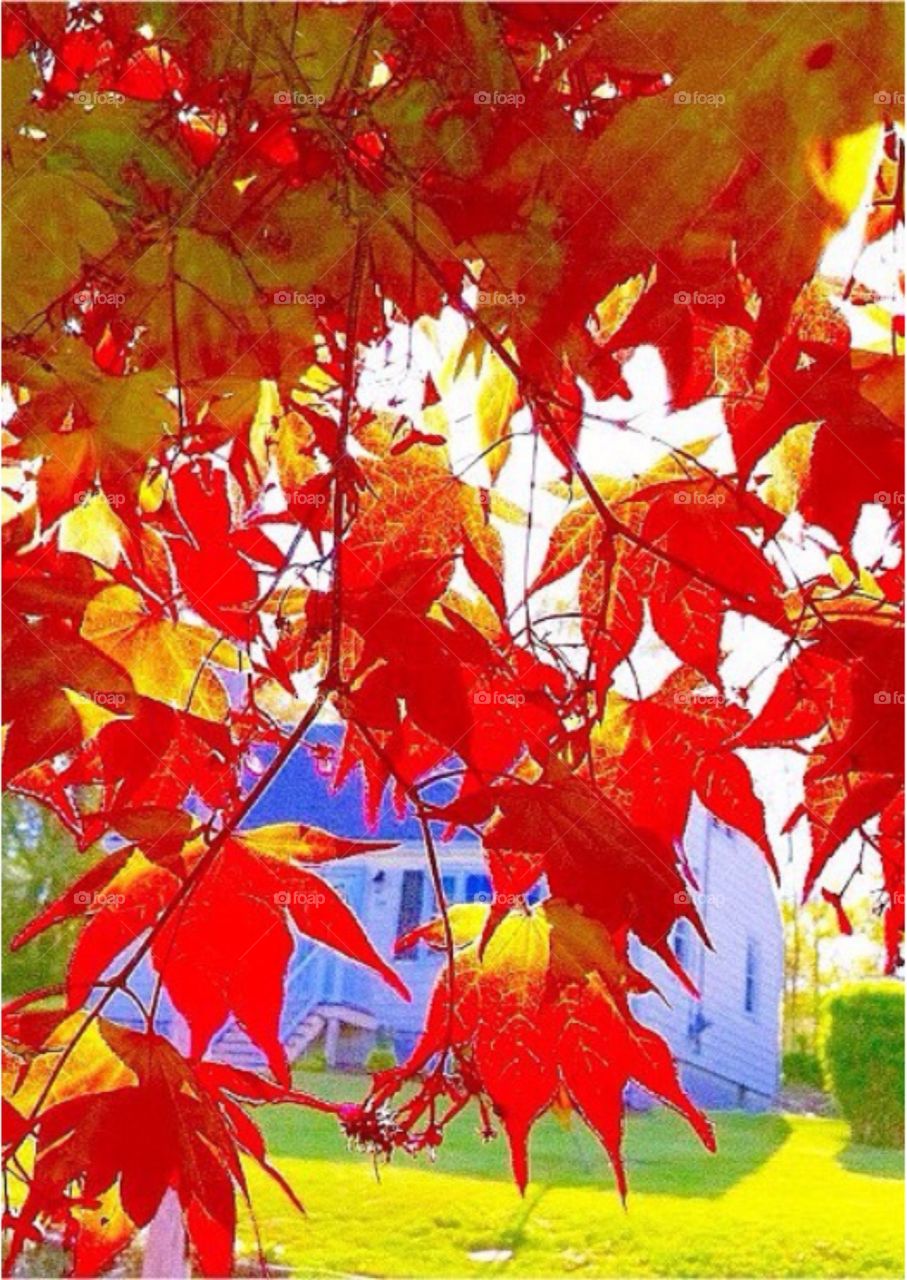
(3, 172), (118, 330)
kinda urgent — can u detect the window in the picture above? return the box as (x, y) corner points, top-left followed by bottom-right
(465, 873), (492, 904)
(396, 870), (425, 960)
(672, 919), (690, 968)
(744, 938), (759, 1015)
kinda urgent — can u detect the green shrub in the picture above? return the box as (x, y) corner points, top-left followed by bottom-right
(365, 1042), (397, 1073)
(819, 980), (904, 1147)
(782, 1050), (824, 1090)
(294, 1047), (327, 1073)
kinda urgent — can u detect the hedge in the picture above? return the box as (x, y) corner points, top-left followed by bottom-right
(782, 1050), (824, 1090)
(819, 980), (904, 1147)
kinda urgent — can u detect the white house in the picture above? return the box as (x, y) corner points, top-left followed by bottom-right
(206, 739), (784, 1110)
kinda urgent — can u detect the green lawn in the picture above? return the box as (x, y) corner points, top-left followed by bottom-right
(240, 1072), (904, 1278)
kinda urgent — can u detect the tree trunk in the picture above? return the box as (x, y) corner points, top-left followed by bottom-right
(143, 1018), (189, 1278)
(142, 1189), (189, 1279)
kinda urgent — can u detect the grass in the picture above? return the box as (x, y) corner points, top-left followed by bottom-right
(239, 1071), (904, 1279)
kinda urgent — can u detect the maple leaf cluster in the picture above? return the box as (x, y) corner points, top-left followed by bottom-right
(2, 2), (903, 1274)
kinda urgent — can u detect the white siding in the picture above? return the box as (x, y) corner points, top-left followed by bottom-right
(631, 800), (783, 1108)
(331, 815), (783, 1107)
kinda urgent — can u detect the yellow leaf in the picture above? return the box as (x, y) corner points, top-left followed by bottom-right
(249, 379), (283, 476)
(269, 410), (319, 495)
(808, 123), (882, 225)
(81, 585), (239, 721)
(433, 329), (520, 482)
(757, 421), (818, 517)
(488, 492), (527, 525)
(63, 688), (125, 741)
(7, 1014), (137, 1117)
(58, 493), (128, 569)
(235, 821), (396, 864)
(481, 908), (551, 999)
(593, 273), (648, 343)
(474, 344), (519, 482)
(533, 504), (598, 592)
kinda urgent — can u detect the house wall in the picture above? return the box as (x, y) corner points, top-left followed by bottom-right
(313, 846), (490, 1054)
(307, 805), (783, 1108)
(630, 801), (784, 1109)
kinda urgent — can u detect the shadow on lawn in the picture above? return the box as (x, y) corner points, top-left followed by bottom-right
(836, 1140), (904, 1180)
(260, 1073), (793, 1199)
(617, 1110), (792, 1198)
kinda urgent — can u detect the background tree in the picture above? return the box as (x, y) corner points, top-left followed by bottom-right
(782, 897), (886, 1058)
(1, 796), (91, 999)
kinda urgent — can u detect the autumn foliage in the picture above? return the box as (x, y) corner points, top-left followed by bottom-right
(1, 2), (904, 1275)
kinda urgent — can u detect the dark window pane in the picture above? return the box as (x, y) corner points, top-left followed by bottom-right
(672, 919), (689, 967)
(744, 938), (758, 1014)
(465, 873), (492, 904)
(396, 870), (425, 960)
